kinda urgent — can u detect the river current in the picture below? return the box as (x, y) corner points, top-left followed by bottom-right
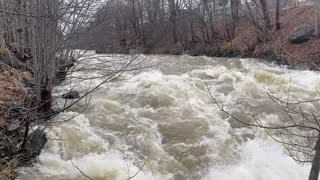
(18, 54), (320, 180)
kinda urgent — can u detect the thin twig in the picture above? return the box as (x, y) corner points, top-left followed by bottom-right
(127, 156), (150, 180)
(71, 161), (94, 180)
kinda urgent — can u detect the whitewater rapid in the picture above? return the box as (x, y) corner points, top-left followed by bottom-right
(18, 54), (320, 180)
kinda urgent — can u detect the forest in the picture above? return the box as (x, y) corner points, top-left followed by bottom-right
(79, 0), (320, 67)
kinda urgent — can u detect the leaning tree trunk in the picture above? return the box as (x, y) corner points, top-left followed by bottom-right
(309, 133), (320, 180)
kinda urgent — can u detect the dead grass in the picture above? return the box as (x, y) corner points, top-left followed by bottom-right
(0, 66), (28, 101)
(0, 158), (19, 180)
(0, 65), (33, 179)
(0, 65), (30, 130)
(0, 153), (31, 180)
(271, 6), (320, 63)
(211, 6), (320, 64)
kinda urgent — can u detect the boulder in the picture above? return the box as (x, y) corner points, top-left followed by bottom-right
(6, 119), (21, 132)
(26, 129), (47, 155)
(0, 55), (26, 69)
(289, 27), (313, 44)
(62, 90), (80, 99)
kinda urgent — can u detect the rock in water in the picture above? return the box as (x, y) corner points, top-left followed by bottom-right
(62, 90), (80, 99)
(289, 27), (313, 44)
(27, 129), (47, 155)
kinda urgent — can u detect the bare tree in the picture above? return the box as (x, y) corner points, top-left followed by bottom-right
(202, 0), (215, 41)
(258, 0), (271, 29)
(231, 0), (240, 20)
(276, 0), (281, 30)
(0, 0), (107, 112)
(206, 82), (320, 180)
(168, 0), (178, 43)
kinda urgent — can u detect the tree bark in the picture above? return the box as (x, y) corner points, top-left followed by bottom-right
(231, 0), (239, 21)
(130, 0), (138, 45)
(309, 133), (320, 180)
(275, 0), (281, 31)
(260, 0), (271, 30)
(168, 0), (177, 43)
(316, 0), (320, 36)
(202, 0), (214, 41)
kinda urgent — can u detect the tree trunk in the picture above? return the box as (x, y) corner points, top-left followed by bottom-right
(275, 0), (281, 31)
(316, 0), (320, 36)
(260, 0), (271, 30)
(293, 0), (297, 8)
(309, 133), (320, 180)
(231, 0), (239, 21)
(130, 0), (138, 45)
(202, 0), (214, 41)
(153, 0), (160, 24)
(168, 0), (177, 43)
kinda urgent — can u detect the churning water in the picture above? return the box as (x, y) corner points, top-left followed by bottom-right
(18, 54), (320, 180)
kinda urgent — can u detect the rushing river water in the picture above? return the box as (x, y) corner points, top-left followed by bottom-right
(18, 54), (320, 180)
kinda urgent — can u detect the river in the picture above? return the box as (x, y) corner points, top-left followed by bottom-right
(18, 54), (320, 180)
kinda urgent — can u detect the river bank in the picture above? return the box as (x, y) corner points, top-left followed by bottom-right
(0, 65), (47, 179)
(107, 6), (320, 70)
(160, 6), (320, 70)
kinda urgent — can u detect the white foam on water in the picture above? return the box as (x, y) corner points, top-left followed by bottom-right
(204, 139), (310, 180)
(17, 55), (320, 180)
(19, 151), (159, 180)
(19, 112), (164, 180)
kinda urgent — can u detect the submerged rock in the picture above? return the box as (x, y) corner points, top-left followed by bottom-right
(62, 90), (80, 99)
(289, 27), (313, 44)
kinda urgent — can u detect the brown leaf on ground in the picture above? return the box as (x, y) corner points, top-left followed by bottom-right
(271, 6), (320, 64)
(0, 66), (31, 130)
